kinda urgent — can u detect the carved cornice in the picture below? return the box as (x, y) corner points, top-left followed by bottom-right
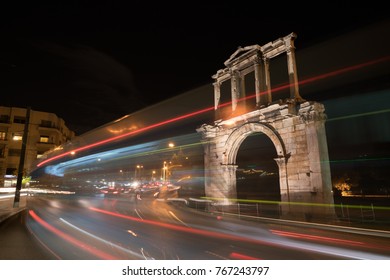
(301, 111), (327, 123)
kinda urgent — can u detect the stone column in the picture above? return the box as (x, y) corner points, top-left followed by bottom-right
(254, 59), (265, 107)
(213, 82), (221, 120)
(274, 157), (290, 215)
(264, 58), (272, 104)
(285, 37), (303, 101)
(301, 103), (335, 218)
(202, 137), (237, 205)
(240, 73), (246, 111)
(219, 164), (238, 205)
(231, 71), (240, 113)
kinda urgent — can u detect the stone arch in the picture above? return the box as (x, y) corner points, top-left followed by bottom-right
(197, 32), (336, 220)
(197, 103), (336, 219)
(224, 122), (287, 165)
(223, 122), (289, 208)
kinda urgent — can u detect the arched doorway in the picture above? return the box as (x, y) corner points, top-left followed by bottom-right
(235, 132), (280, 202)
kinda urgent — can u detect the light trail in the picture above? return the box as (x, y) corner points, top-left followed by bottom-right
(89, 206), (390, 259)
(229, 252), (261, 260)
(36, 56), (390, 168)
(329, 156), (390, 164)
(327, 108), (390, 122)
(203, 196), (390, 211)
(37, 107), (212, 167)
(271, 229), (390, 251)
(28, 210), (119, 259)
(168, 210), (190, 227)
(60, 217), (145, 259)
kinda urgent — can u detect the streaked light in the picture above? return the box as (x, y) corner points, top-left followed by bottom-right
(28, 210), (119, 259)
(36, 55), (389, 168)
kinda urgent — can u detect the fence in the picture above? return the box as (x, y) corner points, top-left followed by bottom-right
(185, 197), (390, 230)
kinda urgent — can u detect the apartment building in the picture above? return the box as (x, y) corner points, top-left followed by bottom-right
(0, 106), (75, 187)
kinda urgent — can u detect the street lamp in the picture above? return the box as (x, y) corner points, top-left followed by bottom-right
(162, 161), (168, 182)
(134, 164), (143, 180)
(162, 161), (182, 183)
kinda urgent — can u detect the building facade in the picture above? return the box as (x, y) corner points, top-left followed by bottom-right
(0, 106), (75, 187)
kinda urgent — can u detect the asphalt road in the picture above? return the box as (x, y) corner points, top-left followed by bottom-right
(1, 192), (389, 260)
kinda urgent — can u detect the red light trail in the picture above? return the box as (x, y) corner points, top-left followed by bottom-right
(28, 210), (119, 259)
(37, 56), (389, 168)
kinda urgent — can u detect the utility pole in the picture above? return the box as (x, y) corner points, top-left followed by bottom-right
(13, 107), (30, 208)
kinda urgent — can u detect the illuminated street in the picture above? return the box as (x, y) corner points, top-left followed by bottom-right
(0, 6), (389, 276)
(1, 193), (389, 260)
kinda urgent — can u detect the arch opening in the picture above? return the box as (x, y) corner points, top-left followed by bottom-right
(235, 132), (280, 202)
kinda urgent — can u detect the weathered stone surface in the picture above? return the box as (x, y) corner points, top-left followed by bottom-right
(197, 33), (335, 220)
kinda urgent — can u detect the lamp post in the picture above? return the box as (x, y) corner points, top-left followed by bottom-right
(162, 161), (182, 183)
(163, 142), (175, 183)
(162, 161), (168, 182)
(134, 164), (143, 180)
(13, 107), (30, 208)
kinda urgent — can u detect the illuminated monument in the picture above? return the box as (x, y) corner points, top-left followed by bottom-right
(197, 33), (335, 220)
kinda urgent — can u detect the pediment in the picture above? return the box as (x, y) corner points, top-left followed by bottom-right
(224, 45), (260, 66)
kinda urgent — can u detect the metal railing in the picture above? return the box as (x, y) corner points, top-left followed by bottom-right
(184, 198), (390, 230)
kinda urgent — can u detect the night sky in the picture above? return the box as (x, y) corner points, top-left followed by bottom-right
(0, 2), (388, 135)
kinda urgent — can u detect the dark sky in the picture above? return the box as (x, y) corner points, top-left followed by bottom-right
(0, 2), (388, 135)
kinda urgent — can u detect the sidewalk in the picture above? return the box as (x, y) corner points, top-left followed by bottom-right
(0, 209), (55, 259)
(0, 195), (27, 223)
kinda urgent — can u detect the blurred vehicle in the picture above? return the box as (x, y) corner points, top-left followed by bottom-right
(100, 187), (124, 197)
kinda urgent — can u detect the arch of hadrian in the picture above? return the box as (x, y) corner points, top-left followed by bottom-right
(197, 33), (335, 219)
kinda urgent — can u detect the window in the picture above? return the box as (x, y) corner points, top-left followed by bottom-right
(41, 120), (52, 127)
(8, 149), (21, 156)
(6, 168), (17, 175)
(0, 131), (6, 141)
(12, 133), (23, 141)
(0, 115), (10, 123)
(0, 145), (5, 157)
(13, 116), (26, 124)
(40, 136), (50, 143)
(37, 151), (44, 158)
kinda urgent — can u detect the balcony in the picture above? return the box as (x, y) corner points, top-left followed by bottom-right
(36, 141), (56, 146)
(38, 124), (60, 132)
